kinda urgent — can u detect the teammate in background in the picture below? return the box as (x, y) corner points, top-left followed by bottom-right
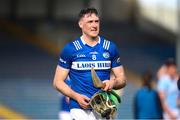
(59, 96), (70, 120)
(157, 59), (180, 119)
(58, 79), (71, 120)
(134, 71), (163, 119)
(53, 7), (126, 119)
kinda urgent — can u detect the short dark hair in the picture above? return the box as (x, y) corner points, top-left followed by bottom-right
(165, 58), (176, 67)
(78, 7), (98, 21)
(142, 70), (153, 89)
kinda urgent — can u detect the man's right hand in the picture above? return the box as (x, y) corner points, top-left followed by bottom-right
(75, 94), (90, 109)
(168, 111), (177, 120)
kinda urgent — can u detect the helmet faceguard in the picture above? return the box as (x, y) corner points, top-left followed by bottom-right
(90, 90), (121, 119)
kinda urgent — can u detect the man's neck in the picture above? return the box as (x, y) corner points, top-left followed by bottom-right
(81, 35), (99, 47)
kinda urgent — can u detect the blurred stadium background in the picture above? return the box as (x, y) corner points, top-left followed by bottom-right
(0, 0), (179, 119)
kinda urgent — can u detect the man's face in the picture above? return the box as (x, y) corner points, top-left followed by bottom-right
(79, 13), (100, 38)
(167, 65), (177, 79)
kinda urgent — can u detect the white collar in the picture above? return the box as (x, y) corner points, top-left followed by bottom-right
(80, 36), (100, 45)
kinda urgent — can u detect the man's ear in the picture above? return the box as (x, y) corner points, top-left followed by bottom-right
(79, 21), (83, 28)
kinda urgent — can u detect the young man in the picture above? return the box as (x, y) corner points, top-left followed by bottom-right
(157, 59), (180, 119)
(53, 8), (126, 120)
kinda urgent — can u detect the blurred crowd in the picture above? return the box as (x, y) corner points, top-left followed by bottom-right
(134, 58), (180, 120)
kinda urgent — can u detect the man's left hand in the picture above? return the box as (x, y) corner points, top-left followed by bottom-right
(102, 80), (114, 91)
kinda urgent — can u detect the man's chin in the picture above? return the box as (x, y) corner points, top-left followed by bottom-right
(90, 34), (99, 38)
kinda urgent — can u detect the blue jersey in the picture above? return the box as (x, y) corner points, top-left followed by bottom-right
(134, 87), (163, 119)
(58, 36), (121, 109)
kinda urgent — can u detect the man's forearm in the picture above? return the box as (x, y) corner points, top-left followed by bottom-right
(111, 66), (126, 90)
(54, 80), (79, 100)
(158, 91), (176, 118)
(113, 76), (126, 89)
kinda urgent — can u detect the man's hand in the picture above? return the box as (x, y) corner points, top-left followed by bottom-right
(168, 112), (177, 120)
(75, 94), (90, 109)
(102, 80), (114, 91)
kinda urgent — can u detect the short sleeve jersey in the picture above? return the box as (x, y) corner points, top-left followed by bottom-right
(58, 36), (121, 109)
(157, 75), (179, 110)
